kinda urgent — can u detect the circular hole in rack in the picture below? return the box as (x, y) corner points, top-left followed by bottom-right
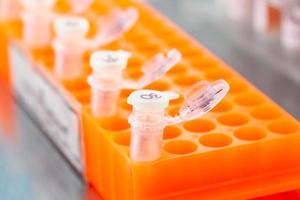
(211, 99), (233, 113)
(181, 47), (203, 57)
(167, 63), (187, 75)
(183, 119), (216, 133)
(128, 57), (144, 68)
(218, 112), (249, 126)
(170, 94), (184, 106)
(191, 57), (219, 71)
(174, 75), (201, 87)
(200, 133), (232, 148)
(73, 89), (91, 104)
(120, 89), (134, 98)
(145, 80), (171, 91)
(234, 127), (267, 141)
(163, 126), (182, 139)
(228, 78), (248, 94)
(268, 119), (299, 135)
(114, 131), (131, 146)
(99, 117), (130, 132)
(168, 105), (181, 116)
(127, 68), (143, 80)
(235, 92), (264, 107)
(63, 76), (89, 91)
(164, 140), (197, 155)
(165, 37), (189, 47)
(120, 99), (132, 111)
(205, 68), (233, 81)
(251, 105), (282, 120)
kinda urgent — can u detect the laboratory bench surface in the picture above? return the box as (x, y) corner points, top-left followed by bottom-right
(0, 0), (299, 200)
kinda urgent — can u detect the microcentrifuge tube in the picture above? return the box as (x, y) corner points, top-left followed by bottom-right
(253, 0), (283, 34)
(21, 0), (56, 48)
(281, 1), (300, 52)
(88, 49), (182, 117)
(86, 7), (139, 49)
(52, 8), (138, 80)
(127, 79), (230, 162)
(88, 50), (132, 117)
(53, 16), (90, 80)
(69, 0), (93, 14)
(0, 0), (21, 21)
(219, 0), (253, 23)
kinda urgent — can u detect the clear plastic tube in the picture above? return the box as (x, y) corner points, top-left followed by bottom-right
(88, 49), (181, 118)
(91, 89), (121, 117)
(281, 1), (300, 51)
(69, 0), (93, 14)
(130, 110), (165, 162)
(52, 8), (138, 80)
(219, 0), (254, 23)
(253, 0), (283, 33)
(21, 0), (56, 48)
(53, 16), (89, 79)
(88, 50), (131, 117)
(0, 0), (21, 21)
(127, 80), (230, 161)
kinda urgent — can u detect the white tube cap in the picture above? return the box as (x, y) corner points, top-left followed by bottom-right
(127, 90), (179, 112)
(54, 16), (89, 38)
(90, 50), (131, 73)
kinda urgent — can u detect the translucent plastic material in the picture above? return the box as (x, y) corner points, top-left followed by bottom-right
(219, 0), (254, 22)
(168, 79), (230, 124)
(86, 7), (139, 49)
(253, 0), (283, 33)
(21, 0), (56, 48)
(53, 16), (89, 79)
(88, 49), (181, 117)
(130, 111), (165, 161)
(91, 89), (121, 117)
(281, 1), (300, 51)
(5, 0), (300, 198)
(0, 0), (21, 21)
(125, 49), (182, 89)
(88, 50), (131, 117)
(70, 0), (93, 14)
(52, 8), (138, 79)
(127, 79), (230, 161)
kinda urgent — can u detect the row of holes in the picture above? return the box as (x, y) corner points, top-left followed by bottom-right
(69, 84), (284, 123)
(69, 75), (252, 107)
(105, 116), (299, 136)
(63, 70), (248, 96)
(114, 118), (299, 155)
(27, 2), (299, 153)
(98, 3), (300, 154)
(176, 117), (299, 136)
(164, 118), (300, 155)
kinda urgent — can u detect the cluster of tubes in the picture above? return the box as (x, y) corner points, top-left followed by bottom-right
(219, 0), (300, 52)
(0, 0), (230, 162)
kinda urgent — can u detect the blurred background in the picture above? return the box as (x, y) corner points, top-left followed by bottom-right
(0, 0), (299, 200)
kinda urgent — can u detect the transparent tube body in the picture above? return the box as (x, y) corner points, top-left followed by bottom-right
(127, 80), (230, 162)
(281, 4), (300, 51)
(89, 69), (123, 117)
(253, 0), (282, 33)
(253, 0), (269, 33)
(129, 109), (165, 162)
(22, 8), (53, 48)
(91, 89), (120, 117)
(53, 39), (86, 79)
(0, 0), (21, 21)
(220, 0), (253, 22)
